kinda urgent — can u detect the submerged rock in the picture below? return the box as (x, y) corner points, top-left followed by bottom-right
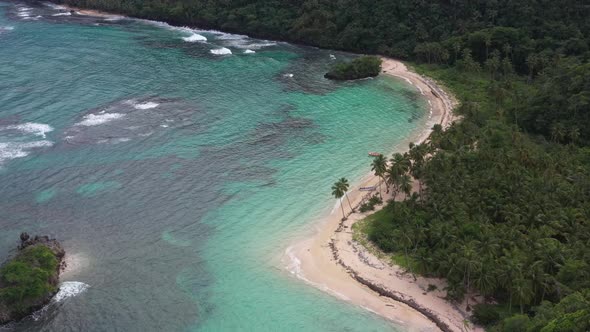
(0, 234), (65, 325)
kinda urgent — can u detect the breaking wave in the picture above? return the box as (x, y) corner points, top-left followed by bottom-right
(53, 281), (90, 303)
(43, 2), (67, 10)
(210, 47), (232, 55)
(182, 33), (207, 42)
(4, 122), (54, 138)
(0, 141), (53, 165)
(77, 113), (125, 126)
(134, 101), (159, 110)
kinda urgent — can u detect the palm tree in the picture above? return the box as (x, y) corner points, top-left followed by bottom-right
(338, 177), (354, 213)
(568, 126), (580, 144)
(409, 144), (429, 200)
(385, 167), (400, 199)
(551, 123), (566, 143)
(390, 152), (411, 176)
(331, 180), (346, 221)
(484, 33), (492, 60)
(430, 124), (444, 149)
(399, 174), (413, 199)
(371, 154), (387, 199)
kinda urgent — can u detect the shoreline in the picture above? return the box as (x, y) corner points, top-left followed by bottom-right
(37, 5), (469, 329)
(283, 58), (481, 332)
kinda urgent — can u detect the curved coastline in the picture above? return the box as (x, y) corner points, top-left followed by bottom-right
(33, 5), (465, 329)
(283, 58), (481, 332)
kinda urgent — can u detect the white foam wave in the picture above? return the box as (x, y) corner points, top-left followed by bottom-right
(134, 102), (159, 110)
(103, 16), (125, 21)
(210, 47), (232, 55)
(244, 42), (276, 49)
(52, 281), (90, 303)
(52, 12), (71, 16)
(44, 2), (67, 10)
(182, 33), (207, 42)
(284, 73), (294, 78)
(284, 246), (351, 301)
(5, 122), (54, 138)
(0, 141), (53, 164)
(0, 26), (15, 31)
(244, 49), (256, 54)
(98, 137), (130, 144)
(77, 113), (124, 126)
(285, 246), (302, 276)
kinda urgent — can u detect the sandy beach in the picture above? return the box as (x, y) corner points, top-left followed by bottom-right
(283, 58), (482, 332)
(38, 6), (470, 326)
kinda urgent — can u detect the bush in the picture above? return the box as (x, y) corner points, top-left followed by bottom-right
(359, 194), (383, 213)
(0, 246), (58, 309)
(472, 304), (501, 325)
(359, 203), (374, 213)
(325, 56), (382, 80)
(501, 314), (531, 332)
(368, 195), (383, 206)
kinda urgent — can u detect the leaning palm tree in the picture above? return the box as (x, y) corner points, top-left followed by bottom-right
(331, 180), (346, 220)
(338, 177), (354, 213)
(371, 154), (387, 199)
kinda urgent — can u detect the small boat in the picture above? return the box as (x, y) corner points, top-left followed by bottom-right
(368, 152), (381, 157)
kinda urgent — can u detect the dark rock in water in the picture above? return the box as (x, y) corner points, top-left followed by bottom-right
(19, 232), (29, 243)
(0, 234), (66, 325)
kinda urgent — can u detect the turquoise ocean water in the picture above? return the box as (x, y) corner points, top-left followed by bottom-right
(0, 2), (428, 331)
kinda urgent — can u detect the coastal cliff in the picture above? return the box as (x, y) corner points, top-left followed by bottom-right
(0, 234), (65, 325)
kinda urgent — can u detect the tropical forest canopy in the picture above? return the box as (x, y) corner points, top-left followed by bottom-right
(52, 0), (590, 330)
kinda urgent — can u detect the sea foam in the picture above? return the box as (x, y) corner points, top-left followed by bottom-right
(134, 102), (159, 110)
(52, 12), (72, 16)
(5, 122), (54, 138)
(0, 141), (53, 165)
(244, 49), (256, 54)
(210, 47), (232, 55)
(44, 2), (67, 10)
(53, 281), (90, 303)
(182, 33), (207, 42)
(77, 113), (124, 126)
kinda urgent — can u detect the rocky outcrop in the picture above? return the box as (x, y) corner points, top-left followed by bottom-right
(0, 233), (65, 325)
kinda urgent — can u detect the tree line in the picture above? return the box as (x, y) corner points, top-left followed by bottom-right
(51, 0), (590, 329)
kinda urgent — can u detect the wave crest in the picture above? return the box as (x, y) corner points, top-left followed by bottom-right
(0, 141), (53, 165)
(134, 102), (159, 110)
(5, 122), (54, 138)
(210, 47), (232, 55)
(77, 113), (125, 126)
(53, 281), (90, 303)
(182, 33), (207, 42)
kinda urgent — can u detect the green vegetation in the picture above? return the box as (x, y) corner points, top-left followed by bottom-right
(0, 246), (59, 313)
(324, 56), (382, 80)
(51, 0), (590, 329)
(358, 195), (382, 213)
(356, 60), (590, 329)
(54, 0), (589, 74)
